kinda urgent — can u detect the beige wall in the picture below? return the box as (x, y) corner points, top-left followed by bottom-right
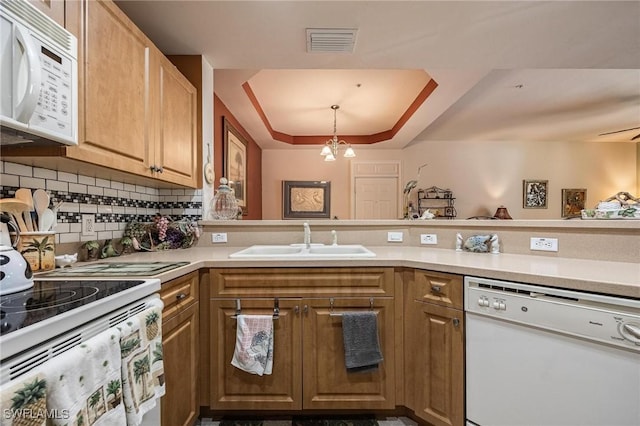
(262, 141), (637, 220)
(261, 147), (403, 219)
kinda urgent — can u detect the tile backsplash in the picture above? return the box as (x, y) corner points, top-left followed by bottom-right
(0, 161), (202, 244)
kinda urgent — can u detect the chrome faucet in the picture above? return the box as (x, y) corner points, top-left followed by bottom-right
(303, 222), (311, 248)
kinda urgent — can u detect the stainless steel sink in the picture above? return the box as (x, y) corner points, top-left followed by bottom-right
(229, 244), (375, 258)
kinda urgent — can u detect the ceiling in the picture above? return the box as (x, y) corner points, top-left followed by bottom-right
(115, 1), (640, 150)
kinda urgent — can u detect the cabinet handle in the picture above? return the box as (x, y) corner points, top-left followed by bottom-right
(156, 166), (164, 173)
(431, 284), (442, 293)
(453, 318), (460, 327)
(150, 165), (157, 172)
(294, 305), (300, 314)
(303, 305), (308, 314)
(176, 293), (186, 301)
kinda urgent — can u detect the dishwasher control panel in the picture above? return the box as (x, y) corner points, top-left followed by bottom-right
(465, 276), (640, 351)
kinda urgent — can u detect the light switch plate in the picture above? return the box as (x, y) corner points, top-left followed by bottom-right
(212, 233), (228, 243)
(420, 234), (438, 244)
(387, 231), (403, 242)
(81, 214), (96, 236)
(530, 237), (558, 252)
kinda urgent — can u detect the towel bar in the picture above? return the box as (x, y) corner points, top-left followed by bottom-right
(328, 297), (376, 317)
(230, 297), (280, 320)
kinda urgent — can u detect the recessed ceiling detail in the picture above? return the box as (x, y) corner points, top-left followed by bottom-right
(243, 69), (436, 145)
(306, 28), (357, 53)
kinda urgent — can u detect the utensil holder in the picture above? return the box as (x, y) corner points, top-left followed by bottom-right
(12, 231), (56, 272)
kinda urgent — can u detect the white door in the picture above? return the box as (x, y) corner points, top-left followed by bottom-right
(354, 177), (399, 219)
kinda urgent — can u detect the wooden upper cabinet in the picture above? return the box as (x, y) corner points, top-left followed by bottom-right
(153, 53), (198, 186)
(1, 0), (199, 187)
(65, 0), (153, 177)
(28, 0), (65, 26)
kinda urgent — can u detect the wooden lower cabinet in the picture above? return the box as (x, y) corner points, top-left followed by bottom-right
(405, 270), (465, 426)
(161, 273), (199, 426)
(208, 276), (396, 412)
(302, 297), (395, 410)
(210, 298), (302, 410)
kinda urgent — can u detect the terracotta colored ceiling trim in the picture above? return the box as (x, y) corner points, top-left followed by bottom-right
(243, 78), (438, 146)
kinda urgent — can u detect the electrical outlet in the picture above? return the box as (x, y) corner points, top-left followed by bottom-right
(211, 233), (228, 243)
(81, 214), (96, 236)
(420, 234), (438, 245)
(530, 237), (558, 252)
(387, 232), (403, 242)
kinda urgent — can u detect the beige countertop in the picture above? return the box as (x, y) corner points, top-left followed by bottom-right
(84, 246), (640, 299)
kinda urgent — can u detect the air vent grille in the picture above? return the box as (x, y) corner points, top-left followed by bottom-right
(1, 0), (73, 52)
(306, 28), (357, 53)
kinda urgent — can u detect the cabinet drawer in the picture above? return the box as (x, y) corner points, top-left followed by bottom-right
(161, 271), (198, 321)
(210, 267), (394, 298)
(412, 270), (463, 310)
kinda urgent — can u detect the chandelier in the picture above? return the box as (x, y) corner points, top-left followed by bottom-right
(320, 105), (356, 161)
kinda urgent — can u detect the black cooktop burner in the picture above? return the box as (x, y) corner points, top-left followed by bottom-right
(0, 280), (145, 336)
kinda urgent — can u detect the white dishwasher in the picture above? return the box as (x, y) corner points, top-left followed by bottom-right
(464, 276), (640, 426)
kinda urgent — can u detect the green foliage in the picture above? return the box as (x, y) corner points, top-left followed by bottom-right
(10, 377), (46, 410)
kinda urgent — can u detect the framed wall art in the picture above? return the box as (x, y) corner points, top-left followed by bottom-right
(223, 118), (248, 214)
(561, 188), (587, 218)
(282, 180), (331, 219)
(523, 179), (548, 209)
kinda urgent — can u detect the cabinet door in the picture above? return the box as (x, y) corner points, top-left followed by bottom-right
(210, 298), (302, 410)
(162, 301), (199, 426)
(153, 53), (198, 187)
(412, 301), (464, 426)
(302, 297), (395, 410)
(65, 0), (153, 177)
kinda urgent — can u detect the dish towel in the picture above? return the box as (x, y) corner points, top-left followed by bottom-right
(231, 314), (274, 376)
(116, 298), (165, 426)
(0, 370), (48, 425)
(38, 326), (127, 425)
(342, 312), (384, 373)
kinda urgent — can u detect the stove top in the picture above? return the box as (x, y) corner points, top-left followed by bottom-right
(36, 261), (189, 277)
(0, 278), (160, 359)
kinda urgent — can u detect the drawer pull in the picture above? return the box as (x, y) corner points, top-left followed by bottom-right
(431, 285), (442, 293)
(176, 293), (187, 301)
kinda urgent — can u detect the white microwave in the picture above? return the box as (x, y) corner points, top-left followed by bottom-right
(0, 0), (78, 146)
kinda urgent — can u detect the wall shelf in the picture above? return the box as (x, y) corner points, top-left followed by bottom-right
(417, 186), (457, 219)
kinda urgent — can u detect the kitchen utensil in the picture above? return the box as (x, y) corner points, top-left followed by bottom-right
(204, 143), (214, 184)
(32, 189), (50, 229)
(15, 188), (35, 231)
(0, 199), (30, 232)
(39, 208), (56, 232)
(0, 213), (34, 295)
(51, 200), (64, 215)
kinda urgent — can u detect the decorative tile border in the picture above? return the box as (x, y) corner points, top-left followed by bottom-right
(0, 161), (202, 243)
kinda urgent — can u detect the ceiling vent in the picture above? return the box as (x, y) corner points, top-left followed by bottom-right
(306, 28), (357, 53)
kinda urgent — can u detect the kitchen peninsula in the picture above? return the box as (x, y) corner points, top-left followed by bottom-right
(36, 218), (640, 425)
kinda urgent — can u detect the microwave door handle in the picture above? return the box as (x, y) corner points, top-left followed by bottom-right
(13, 24), (41, 123)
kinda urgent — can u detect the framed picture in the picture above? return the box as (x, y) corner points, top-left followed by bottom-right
(282, 181), (331, 219)
(523, 179), (548, 209)
(562, 188), (587, 218)
(223, 118), (248, 214)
